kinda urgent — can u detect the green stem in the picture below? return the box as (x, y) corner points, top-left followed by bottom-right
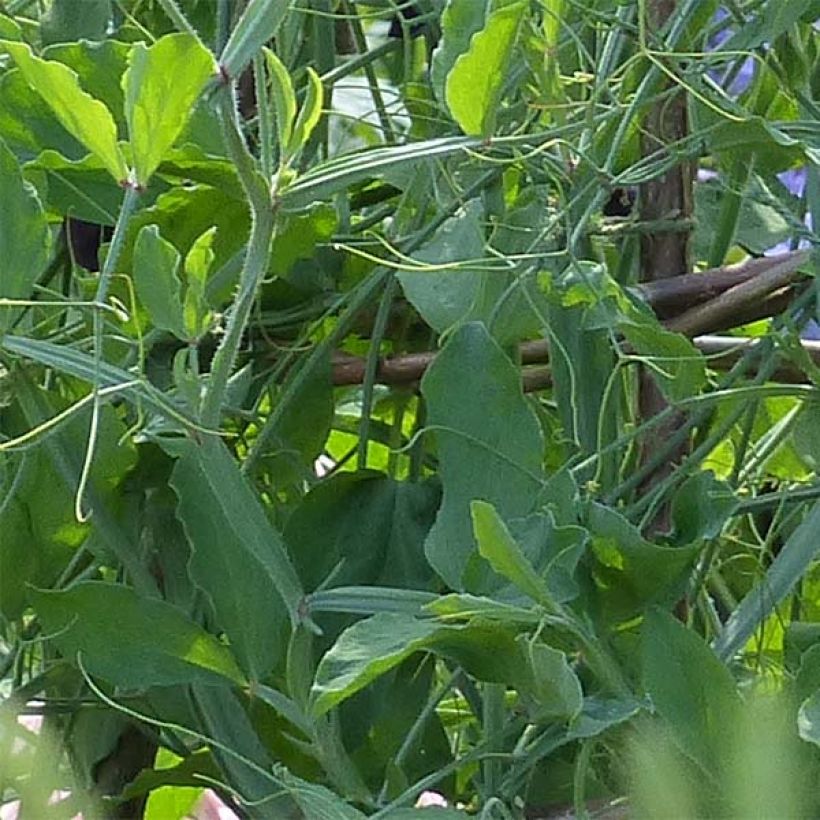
(155, 0), (198, 37)
(201, 87), (276, 428)
(75, 183), (141, 522)
(482, 683), (506, 800)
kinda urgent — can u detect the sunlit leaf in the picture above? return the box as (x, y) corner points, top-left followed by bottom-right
(0, 39), (127, 181)
(445, 2), (526, 137)
(123, 33), (217, 186)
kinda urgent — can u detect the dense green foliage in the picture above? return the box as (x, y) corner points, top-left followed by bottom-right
(1, 0), (820, 817)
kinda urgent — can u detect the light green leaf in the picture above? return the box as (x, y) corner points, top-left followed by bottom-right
(471, 501), (554, 609)
(445, 2), (526, 137)
(219, 0), (289, 81)
(643, 609), (740, 771)
(171, 437), (304, 680)
(0, 40), (127, 181)
(31, 582), (246, 687)
(133, 225), (187, 340)
(430, 0), (488, 104)
(182, 226), (216, 339)
(289, 67), (323, 157)
(123, 33), (217, 187)
(311, 613), (440, 716)
(0, 136), (50, 332)
(263, 47), (296, 154)
(421, 322), (543, 590)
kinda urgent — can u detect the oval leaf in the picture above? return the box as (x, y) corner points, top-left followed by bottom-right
(0, 39), (127, 181)
(445, 2), (526, 137)
(123, 33), (217, 187)
(32, 582), (246, 687)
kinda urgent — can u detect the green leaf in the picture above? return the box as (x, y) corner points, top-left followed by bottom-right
(643, 609), (740, 771)
(171, 437), (304, 680)
(41, 0), (111, 45)
(289, 68), (323, 157)
(123, 33), (217, 187)
(284, 472), (439, 592)
(714, 500), (820, 661)
(398, 198), (485, 334)
(445, 2), (527, 137)
(431, 0), (489, 104)
(670, 471), (737, 544)
(219, 0), (289, 81)
(471, 501), (555, 609)
(621, 321), (707, 403)
(588, 504), (699, 621)
(0, 40), (127, 182)
(520, 636), (583, 720)
(182, 226), (216, 339)
(311, 613), (440, 716)
(31, 582), (246, 687)
(133, 225), (187, 340)
(0, 136), (50, 332)
(567, 696), (644, 740)
(263, 47), (296, 155)
(0, 499), (37, 620)
(421, 323), (543, 590)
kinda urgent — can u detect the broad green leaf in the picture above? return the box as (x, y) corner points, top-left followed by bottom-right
(277, 768), (367, 820)
(567, 696), (644, 740)
(643, 609), (740, 771)
(219, 0), (289, 81)
(398, 198), (485, 334)
(32, 582), (246, 687)
(714, 500), (820, 661)
(312, 613), (440, 716)
(41, 0), (111, 45)
(142, 749), (205, 820)
(0, 136), (50, 332)
(421, 322), (543, 590)
(471, 501), (554, 608)
(171, 437), (304, 680)
(44, 40), (131, 133)
(670, 471), (737, 544)
(263, 47), (296, 154)
(182, 225), (216, 339)
(284, 472), (438, 591)
(520, 636), (583, 720)
(0, 14), (22, 40)
(0, 40), (127, 182)
(445, 2), (526, 137)
(312, 611), (559, 716)
(621, 321), (706, 403)
(289, 68), (323, 157)
(430, 0), (489, 104)
(123, 33), (217, 187)
(0, 499), (36, 620)
(588, 504), (699, 621)
(133, 225), (187, 339)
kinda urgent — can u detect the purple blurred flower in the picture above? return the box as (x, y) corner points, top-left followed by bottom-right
(707, 7), (756, 96)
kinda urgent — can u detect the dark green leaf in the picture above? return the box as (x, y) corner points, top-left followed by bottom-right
(643, 609), (740, 771)
(32, 582), (246, 687)
(133, 225), (187, 339)
(421, 323), (543, 590)
(171, 437), (304, 680)
(0, 135), (50, 332)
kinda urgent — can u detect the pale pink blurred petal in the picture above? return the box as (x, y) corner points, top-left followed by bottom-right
(190, 789), (240, 820)
(415, 790), (448, 807)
